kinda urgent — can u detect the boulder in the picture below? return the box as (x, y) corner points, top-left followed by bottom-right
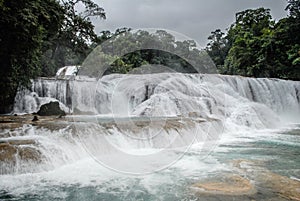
(37, 101), (66, 116)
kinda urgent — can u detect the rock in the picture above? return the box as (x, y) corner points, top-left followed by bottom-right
(193, 174), (256, 196)
(262, 171), (300, 201)
(0, 139), (36, 145)
(37, 101), (66, 116)
(18, 146), (41, 161)
(0, 140), (42, 174)
(32, 115), (39, 121)
(0, 141), (41, 162)
(233, 160), (300, 201)
(0, 143), (16, 162)
(73, 108), (96, 115)
(188, 112), (201, 118)
(0, 115), (74, 131)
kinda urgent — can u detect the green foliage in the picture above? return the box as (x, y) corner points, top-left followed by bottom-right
(286, 0), (300, 18)
(224, 8), (274, 77)
(40, 0), (106, 76)
(0, 0), (105, 112)
(206, 29), (230, 70)
(208, 3), (300, 80)
(87, 29), (213, 75)
(288, 45), (300, 65)
(0, 0), (63, 112)
(80, 46), (118, 77)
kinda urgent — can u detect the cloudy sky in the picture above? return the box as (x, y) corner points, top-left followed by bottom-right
(92, 0), (288, 47)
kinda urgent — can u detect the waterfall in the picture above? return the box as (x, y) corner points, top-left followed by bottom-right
(13, 73), (300, 121)
(3, 73), (299, 174)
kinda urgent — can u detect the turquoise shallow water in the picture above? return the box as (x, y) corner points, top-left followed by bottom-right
(0, 124), (299, 201)
(217, 125), (300, 177)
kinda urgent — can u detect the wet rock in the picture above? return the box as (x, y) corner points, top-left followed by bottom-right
(188, 112), (202, 118)
(262, 171), (300, 201)
(0, 143), (16, 162)
(32, 115), (39, 122)
(233, 160), (300, 201)
(0, 141), (41, 163)
(101, 117), (199, 133)
(37, 101), (66, 116)
(0, 141), (43, 175)
(18, 146), (41, 161)
(193, 174), (256, 196)
(0, 139), (36, 145)
(73, 108), (96, 115)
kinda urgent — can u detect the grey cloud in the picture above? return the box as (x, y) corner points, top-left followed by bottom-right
(92, 0), (288, 47)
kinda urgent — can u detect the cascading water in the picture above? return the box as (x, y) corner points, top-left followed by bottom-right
(14, 74), (300, 116)
(7, 73), (300, 172)
(13, 73), (300, 123)
(1, 73), (300, 200)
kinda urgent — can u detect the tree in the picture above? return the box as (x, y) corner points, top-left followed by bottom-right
(206, 1), (300, 80)
(224, 8), (275, 77)
(0, 0), (106, 113)
(283, 0), (300, 79)
(286, 0), (300, 18)
(206, 29), (230, 71)
(83, 29), (210, 75)
(0, 0), (63, 113)
(41, 0), (106, 76)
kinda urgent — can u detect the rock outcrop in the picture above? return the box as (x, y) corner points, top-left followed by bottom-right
(193, 174), (255, 196)
(0, 140), (42, 174)
(37, 101), (66, 116)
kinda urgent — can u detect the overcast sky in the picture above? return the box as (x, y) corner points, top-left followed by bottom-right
(92, 0), (288, 47)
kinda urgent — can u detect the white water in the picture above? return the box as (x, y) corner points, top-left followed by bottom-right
(7, 74), (300, 173)
(56, 65), (80, 77)
(0, 125), (299, 200)
(1, 73), (300, 200)
(14, 73), (300, 120)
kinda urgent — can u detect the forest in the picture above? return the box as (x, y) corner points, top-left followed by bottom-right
(0, 0), (299, 113)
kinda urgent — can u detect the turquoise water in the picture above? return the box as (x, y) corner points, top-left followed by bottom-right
(0, 125), (299, 201)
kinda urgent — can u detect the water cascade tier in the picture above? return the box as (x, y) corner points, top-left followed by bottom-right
(14, 73), (300, 122)
(1, 73), (299, 175)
